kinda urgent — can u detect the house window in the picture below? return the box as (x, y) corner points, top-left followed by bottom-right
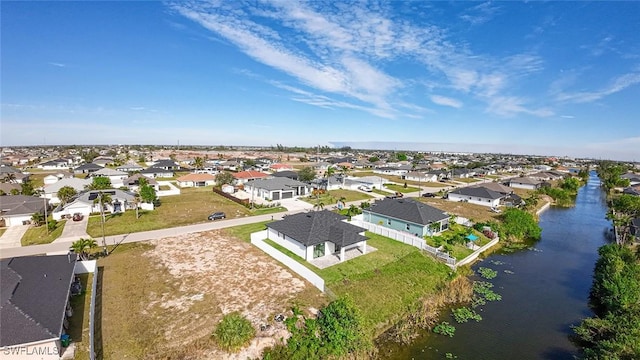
(278, 232), (284, 239)
(387, 219), (391, 225)
(406, 224), (410, 231)
(313, 243), (325, 258)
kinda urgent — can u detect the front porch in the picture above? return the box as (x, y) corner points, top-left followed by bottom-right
(309, 245), (377, 269)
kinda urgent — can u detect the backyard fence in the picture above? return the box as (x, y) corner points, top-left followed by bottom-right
(156, 181), (181, 197)
(250, 230), (325, 292)
(454, 237), (500, 269)
(212, 187), (250, 207)
(350, 216), (457, 266)
(74, 261), (97, 360)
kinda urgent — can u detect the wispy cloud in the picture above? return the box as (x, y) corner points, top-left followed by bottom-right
(459, 2), (501, 25)
(556, 72), (640, 103)
(430, 95), (462, 108)
(48, 62), (66, 67)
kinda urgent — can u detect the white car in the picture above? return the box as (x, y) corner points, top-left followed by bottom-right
(358, 185), (373, 192)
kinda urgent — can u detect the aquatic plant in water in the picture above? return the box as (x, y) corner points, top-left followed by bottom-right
(433, 321), (456, 337)
(477, 267), (498, 279)
(452, 307), (482, 323)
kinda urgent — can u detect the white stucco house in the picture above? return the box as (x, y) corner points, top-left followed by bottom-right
(90, 168), (128, 188)
(508, 177), (543, 190)
(265, 210), (368, 263)
(52, 189), (136, 220)
(42, 178), (91, 205)
(447, 186), (504, 207)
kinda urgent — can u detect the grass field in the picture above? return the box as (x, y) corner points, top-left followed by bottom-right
(384, 183), (419, 193)
(261, 231), (452, 337)
(87, 188), (252, 237)
(453, 177), (481, 183)
(302, 189), (372, 205)
(0, 228), (6, 237)
(21, 220), (66, 246)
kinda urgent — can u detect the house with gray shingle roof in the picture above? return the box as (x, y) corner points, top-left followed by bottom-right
(52, 189), (136, 221)
(362, 198), (449, 236)
(0, 195), (47, 227)
(73, 162), (103, 175)
(0, 254), (78, 357)
(244, 177), (310, 201)
(42, 178), (91, 205)
(508, 177), (543, 190)
(447, 186), (504, 207)
(266, 210), (368, 263)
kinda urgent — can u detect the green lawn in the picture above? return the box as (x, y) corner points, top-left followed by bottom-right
(69, 274), (92, 360)
(302, 189), (372, 205)
(87, 188), (252, 237)
(384, 183), (420, 193)
(222, 220), (272, 242)
(0, 228), (6, 237)
(21, 220), (66, 246)
(260, 231), (452, 337)
(454, 177), (481, 183)
(424, 226), (491, 261)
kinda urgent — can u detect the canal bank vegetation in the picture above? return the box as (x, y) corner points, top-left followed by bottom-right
(572, 244), (640, 359)
(536, 176), (582, 207)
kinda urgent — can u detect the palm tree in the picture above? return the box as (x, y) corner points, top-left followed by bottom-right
(31, 212), (44, 226)
(346, 204), (360, 220)
(193, 156), (204, 171)
(71, 238), (98, 261)
(3, 173), (17, 183)
(93, 191), (112, 254)
(325, 166), (335, 190)
(57, 186), (77, 206)
(313, 201), (325, 211)
(133, 194), (141, 219)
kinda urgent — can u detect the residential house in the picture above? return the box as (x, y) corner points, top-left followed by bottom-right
(73, 162), (103, 175)
(90, 168), (128, 188)
(313, 161), (332, 177)
(244, 177), (310, 201)
(0, 254), (78, 360)
(92, 156), (114, 167)
(621, 173), (640, 186)
(0, 166), (29, 184)
(452, 168), (474, 178)
(176, 173), (216, 188)
(623, 184), (640, 196)
(43, 171), (74, 185)
(0, 183), (21, 195)
(52, 189), (136, 220)
(474, 182), (513, 195)
(270, 163), (294, 172)
(0, 195), (47, 227)
(139, 167), (174, 179)
(266, 210), (368, 263)
(272, 170), (300, 181)
(123, 173), (159, 192)
(151, 159), (181, 171)
(508, 177), (543, 190)
(42, 178), (91, 205)
(373, 166), (408, 176)
(220, 160), (241, 172)
(116, 162), (144, 172)
(38, 158), (72, 170)
(362, 198), (449, 236)
(233, 171), (271, 185)
(447, 186), (504, 207)
(402, 171), (438, 183)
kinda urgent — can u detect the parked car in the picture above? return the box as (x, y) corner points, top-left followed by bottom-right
(422, 192), (436, 198)
(208, 212), (226, 220)
(358, 185), (373, 192)
(72, 213), (84, 221)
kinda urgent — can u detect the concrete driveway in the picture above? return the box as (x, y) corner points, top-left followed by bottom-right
(0, 225), (28, 249)
(54, 215), (90, 243)
(280, 198), (314, 213)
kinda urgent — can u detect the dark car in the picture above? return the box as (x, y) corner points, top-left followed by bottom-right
(72, 213), (84, 221)
(422, 192), (436, 198)
(208, 212), (226, 220)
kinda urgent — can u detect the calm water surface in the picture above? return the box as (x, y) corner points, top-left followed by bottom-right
(378, 173), (610, 360)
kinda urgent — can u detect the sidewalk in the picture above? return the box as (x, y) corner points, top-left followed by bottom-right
(0, 225), (28, 249)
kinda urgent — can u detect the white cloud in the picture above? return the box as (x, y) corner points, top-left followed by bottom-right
(556, 72), (640, 103)
(430, 95), (462, 108)
(48, 62), (66, 67)
(459, 2), (501, 25)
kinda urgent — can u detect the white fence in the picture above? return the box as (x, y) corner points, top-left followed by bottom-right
(73, 260), (97, 360)
(454, 237), (500, 269)
(349, 217), (457, 266)
(156, 181), (181, 197)
(250, 230), (325, 292)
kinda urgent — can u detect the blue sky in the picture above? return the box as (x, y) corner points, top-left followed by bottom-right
(1, 1), (639, 161)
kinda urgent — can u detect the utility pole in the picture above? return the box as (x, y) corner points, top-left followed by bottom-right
(44, 198), (49, 233)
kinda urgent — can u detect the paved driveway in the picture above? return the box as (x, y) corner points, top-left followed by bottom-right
(280, 198), (314, 212)
(55, 215), (89, 243)
(0, 225), (29, 249)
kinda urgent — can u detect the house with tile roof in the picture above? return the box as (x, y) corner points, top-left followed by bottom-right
(232, 170), (271, 185)
(362, 198), (449, 237)
(447, 186), (504, 208)
(176, 173), (216, 188)
(0, 254), (78, 359)
(266, 210), (368, 263)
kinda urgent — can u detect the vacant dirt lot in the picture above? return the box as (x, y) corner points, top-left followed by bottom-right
(100, 230), (325, 359)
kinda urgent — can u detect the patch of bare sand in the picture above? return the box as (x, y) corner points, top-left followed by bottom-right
(146, 230), (317, 359)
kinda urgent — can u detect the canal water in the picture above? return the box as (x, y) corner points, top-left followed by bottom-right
(378, 172), (610, 360)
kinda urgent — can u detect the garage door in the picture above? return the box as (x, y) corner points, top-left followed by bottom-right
(272, 192), (280, 200)
(282, 191), (293, 199)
